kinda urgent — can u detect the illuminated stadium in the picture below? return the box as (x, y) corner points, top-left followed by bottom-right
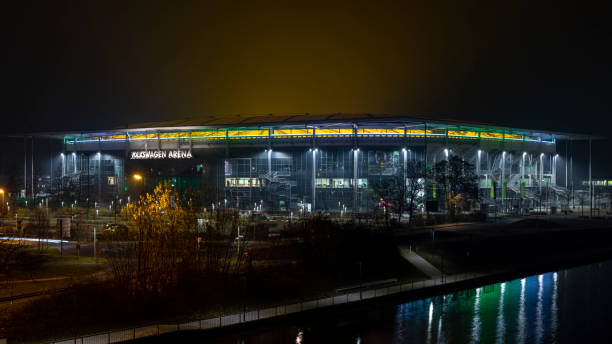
(43, 113), (590, 213)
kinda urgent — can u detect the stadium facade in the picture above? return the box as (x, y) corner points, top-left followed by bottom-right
(40, 114), (587, 213)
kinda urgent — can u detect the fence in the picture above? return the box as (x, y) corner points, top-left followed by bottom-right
(42, 272), (483, 344)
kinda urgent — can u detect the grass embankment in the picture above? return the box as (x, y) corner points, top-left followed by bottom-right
(411, 218), (612, 276)
(1, 221), (428, 343)
(16, 247), (102, 278)
(1, 247), (105, 297)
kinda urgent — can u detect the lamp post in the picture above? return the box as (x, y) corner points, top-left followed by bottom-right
(133, 173), (144, 199)
(0, 189), (4, 217)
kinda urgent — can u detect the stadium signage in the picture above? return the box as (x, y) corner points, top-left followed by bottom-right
(130, 150), (193, 159)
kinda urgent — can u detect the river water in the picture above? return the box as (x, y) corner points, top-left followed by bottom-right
(161, 260), (612, 343)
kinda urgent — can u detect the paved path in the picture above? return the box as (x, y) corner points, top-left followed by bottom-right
(42, 271), (486, 344)
(6, 276), (70, 284)
(397, 245), (442, 278)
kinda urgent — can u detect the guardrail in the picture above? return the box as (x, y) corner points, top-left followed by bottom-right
(45, 272), (482, 344)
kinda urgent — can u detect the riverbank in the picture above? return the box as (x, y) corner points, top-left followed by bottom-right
(129, 248), (612, 343)
(3, 216), (612, 343)
(148, 257), (612, 343)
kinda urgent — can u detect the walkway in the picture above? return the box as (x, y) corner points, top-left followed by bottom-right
(397, 245), (442, 278)
(43, 271), (485, 344)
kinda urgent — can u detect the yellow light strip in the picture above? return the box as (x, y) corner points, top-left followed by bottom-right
(71, 128), (555, 144)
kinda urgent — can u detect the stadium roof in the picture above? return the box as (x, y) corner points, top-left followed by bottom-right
(6, 113), (601, 140)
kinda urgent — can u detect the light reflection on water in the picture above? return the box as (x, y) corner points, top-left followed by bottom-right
(551, 272), (558, 342)
(384, 262), (612, 343)
(518, 278), (526, 343)
(393, 273), (558, 343)
(495, 282), (505, 344)
(164, 260), (612, 343)
(469, 287), (480, 343)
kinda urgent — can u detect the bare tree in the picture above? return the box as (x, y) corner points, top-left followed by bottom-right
(32, 207), (50, 252)
(109, 183), (197, 295)
(371, 176), (401, 226)
(405, 161), (428, 225)
(434, 155), (478, 217)
(0, 236), (25, 277)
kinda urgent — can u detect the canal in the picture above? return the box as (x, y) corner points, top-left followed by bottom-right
(148, 260), (612, 343)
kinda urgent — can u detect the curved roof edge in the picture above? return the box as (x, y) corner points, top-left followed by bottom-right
(3, 113), (604, 140)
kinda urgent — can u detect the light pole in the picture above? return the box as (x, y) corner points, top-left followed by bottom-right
(0, 189), (4, 218)
(133, 173), (144, 200)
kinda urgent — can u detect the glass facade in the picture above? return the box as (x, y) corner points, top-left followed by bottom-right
(58, 119), (568, 212)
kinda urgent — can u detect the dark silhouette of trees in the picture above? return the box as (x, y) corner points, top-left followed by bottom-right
(434, 155), (478, 217)
(405, 161), (428, 225)
(371, 176), (401, 226)
(371, 161), (428, 225)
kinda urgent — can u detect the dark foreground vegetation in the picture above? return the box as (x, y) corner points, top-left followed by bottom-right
(0, 188), (422, 342)
(2, 185), (611, 343)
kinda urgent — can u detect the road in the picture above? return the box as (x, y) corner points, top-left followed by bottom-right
(1, 236), (96, 257)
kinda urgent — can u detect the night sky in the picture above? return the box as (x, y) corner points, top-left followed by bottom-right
(1, 1), (610, 176)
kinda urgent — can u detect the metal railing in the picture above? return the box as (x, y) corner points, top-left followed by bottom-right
(45, 272), (483, 344)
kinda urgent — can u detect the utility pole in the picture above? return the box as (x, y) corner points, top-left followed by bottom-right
(312, 148), (316, 212)
(31, 137), (34, 197)
(570, 140), (574, 209)
(24, 137), (27, 198)
(358, 261), (363, 300)
(236, 196), (241, 255)
(59, 218), (63, 256)
(353, 147), (358, 214)
(565, 140), (568, 188)
(93, 226), (97, 259)
(589, 137), (592, 218)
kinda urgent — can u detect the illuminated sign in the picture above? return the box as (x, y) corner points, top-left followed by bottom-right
(130, 150), (193, 159)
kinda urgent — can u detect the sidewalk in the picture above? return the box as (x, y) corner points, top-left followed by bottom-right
(397, 245), (442, 278)
(45, 271), (486, 344)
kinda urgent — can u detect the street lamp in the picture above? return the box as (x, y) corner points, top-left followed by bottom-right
(0, 189), (4, 216)
(133, 173), (144, 198)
